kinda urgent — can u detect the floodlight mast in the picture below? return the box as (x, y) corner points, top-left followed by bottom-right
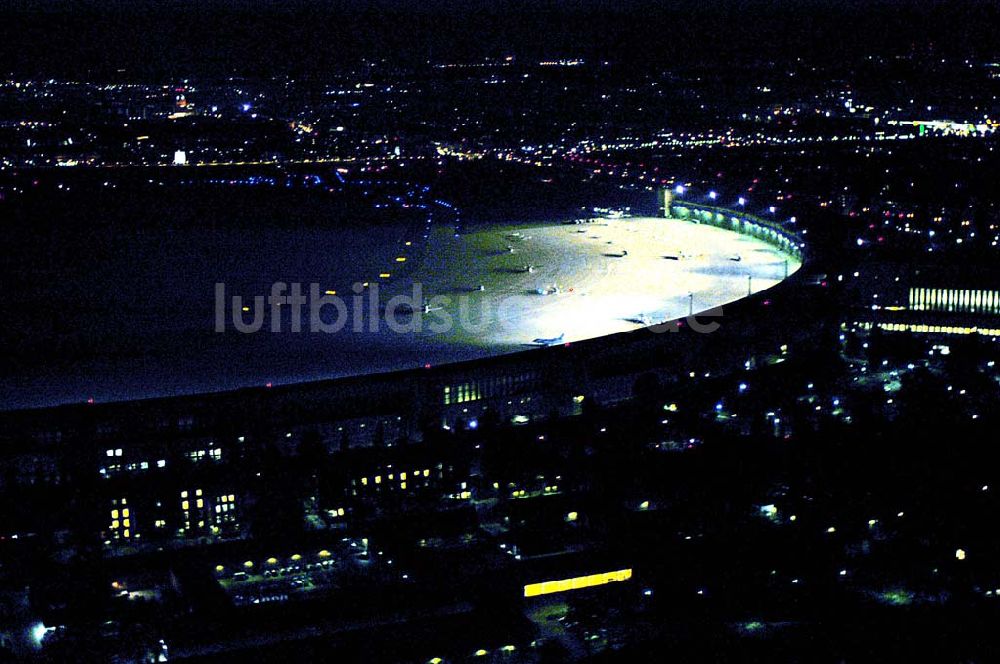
(660, 187), (674, 218)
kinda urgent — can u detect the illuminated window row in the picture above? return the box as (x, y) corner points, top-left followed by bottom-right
(109, 497), (133, 539)
(444, 383), (480, 405)
(857, 321), (1000, 337)
(99, 458), (166, 479)
(356, 467), (437, 490)
(180, 488), (204, 533)
(215, 494), (238, 523)
(443, 373), (540, 406)
(187, 448), (223, 462)
(524, 568), (633, 598)
(172, 489), (240, 534)
(909, 288), (1000, 314)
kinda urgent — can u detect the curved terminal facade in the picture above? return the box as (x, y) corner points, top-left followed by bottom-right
(2, 197), (809, 433)
(0, 196), (817, 557)
(669, 202), (804, 264)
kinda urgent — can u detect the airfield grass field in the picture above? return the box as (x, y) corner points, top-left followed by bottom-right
(386, 215), (801, 348)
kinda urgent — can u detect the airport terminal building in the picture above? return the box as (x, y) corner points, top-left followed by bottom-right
(0, 200), (817, 554)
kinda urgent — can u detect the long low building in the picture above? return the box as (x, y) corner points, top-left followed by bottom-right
(843, 262), (1000, 340)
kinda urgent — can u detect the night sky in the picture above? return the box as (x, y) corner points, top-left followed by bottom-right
(3, 0), (999, 78)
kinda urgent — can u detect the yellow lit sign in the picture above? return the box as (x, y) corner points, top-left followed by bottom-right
(523, 568), (632, 597)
